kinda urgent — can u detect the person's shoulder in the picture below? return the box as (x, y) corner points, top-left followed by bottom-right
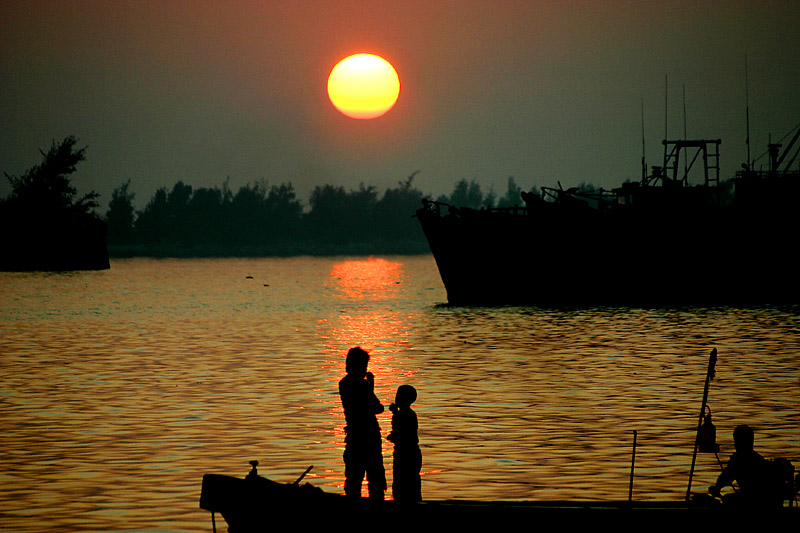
(400, 408), (417, 422)
(339, 374), (366, 391)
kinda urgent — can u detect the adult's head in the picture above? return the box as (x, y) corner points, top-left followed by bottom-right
(345, 346), (370, 377)
(733, 424), (755, 452)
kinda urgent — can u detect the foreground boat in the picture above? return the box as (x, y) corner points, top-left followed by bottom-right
(416, 133), (800, 306)
(199, 463), (798, 531)
(200, 351), (797, 530)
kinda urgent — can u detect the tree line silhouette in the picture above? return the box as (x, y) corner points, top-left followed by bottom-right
(2, 136), (538, 258)
(105, 173), (533, 256)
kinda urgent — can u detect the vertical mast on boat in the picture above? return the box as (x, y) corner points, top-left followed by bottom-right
(664, 75), (669, 141)
(683, 83), (688, 141)
(683, 83), (689, 178)
(745, 55), (752, 172)
(641, 98), (647, 184)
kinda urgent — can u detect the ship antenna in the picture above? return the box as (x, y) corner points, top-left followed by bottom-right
(664, 74), (669, 140)
(641, 98), (647, 184)
(745, 54), (751, 171)
(683, 83), (688, 141)
(683, 83), (689, 183)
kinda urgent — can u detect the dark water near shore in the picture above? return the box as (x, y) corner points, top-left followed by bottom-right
(1, 256), (798, 531)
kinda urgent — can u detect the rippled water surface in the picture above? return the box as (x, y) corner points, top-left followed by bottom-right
(1, 256), (798, 531)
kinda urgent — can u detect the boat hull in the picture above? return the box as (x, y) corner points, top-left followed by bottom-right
(416, 202), (798, 307)
(200, 473), (798, 531)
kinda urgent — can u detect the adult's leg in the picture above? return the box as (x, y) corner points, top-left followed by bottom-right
(343, 443), (366, 498)
(365, 433), (386, 499)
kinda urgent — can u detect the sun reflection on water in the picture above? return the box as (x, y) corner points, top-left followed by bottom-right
(1, 258), (798, 532)
(315, 257), (423, 496)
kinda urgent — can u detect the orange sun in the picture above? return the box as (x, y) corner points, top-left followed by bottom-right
(327, 53), (400, 119)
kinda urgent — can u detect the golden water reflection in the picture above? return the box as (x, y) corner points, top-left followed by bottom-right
(1, 257), (798, 532)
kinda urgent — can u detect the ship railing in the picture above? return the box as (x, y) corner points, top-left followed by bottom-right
(419, 198), (528, 217)
(734, 168), (800, 181)
(539, 186), (619, 211)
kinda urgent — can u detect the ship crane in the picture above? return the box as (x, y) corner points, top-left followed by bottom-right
(768, 123), (800, 176)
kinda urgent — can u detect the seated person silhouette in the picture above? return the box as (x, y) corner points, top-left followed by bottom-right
(709, 424), (780, 507)
(338, 347), (386, 499)
(387, 384), (422, 502)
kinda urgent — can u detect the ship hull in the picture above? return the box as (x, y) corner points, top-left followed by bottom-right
(416, 201), (797, 307)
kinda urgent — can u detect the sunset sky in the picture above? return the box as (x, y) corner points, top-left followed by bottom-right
(2, 1), (799, 209)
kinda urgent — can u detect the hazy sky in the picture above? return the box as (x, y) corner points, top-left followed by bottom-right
(2, 1), (799, 209)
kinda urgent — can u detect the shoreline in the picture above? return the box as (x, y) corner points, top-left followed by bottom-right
(108, 241), (431, 259)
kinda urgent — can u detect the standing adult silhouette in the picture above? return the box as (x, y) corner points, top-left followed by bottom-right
(339, 347), (386, 499)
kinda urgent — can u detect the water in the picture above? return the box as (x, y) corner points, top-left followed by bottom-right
(1, 256), (798, 531)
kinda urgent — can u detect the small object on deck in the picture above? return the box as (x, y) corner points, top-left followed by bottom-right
(293, 465), (313, 485)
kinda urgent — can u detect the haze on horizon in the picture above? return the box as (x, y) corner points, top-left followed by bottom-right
(2, 0), (799, 209)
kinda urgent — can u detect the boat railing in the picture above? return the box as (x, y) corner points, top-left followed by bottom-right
(420, 198), (528, 217)
(539, 185), (618, 211)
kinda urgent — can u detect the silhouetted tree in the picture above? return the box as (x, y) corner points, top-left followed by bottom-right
(1, 136), (107, 270)
(186, 185), (228, 245)
(374, 172), (425, 242)
(438, 179), (486, 208)
(166, 181), (193, 243)
(484, 186), (497, 208)
(229, 180), (270, 245)
(4, 136), (98, 215)
(497, 176), (523, 208)
(306, 183), (378, 244)
(264, 182), (302, 242)
(106, 180), (136, 245)
(135, 187), (170, 243)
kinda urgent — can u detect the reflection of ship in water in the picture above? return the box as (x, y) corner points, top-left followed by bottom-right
(417, 129), (800, 306)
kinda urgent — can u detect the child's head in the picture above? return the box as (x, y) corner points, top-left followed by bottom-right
(345, 346), (369, 376)
(395, 384), (417, 407)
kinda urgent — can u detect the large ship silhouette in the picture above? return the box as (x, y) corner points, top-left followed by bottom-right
(417, 127), (800, 306)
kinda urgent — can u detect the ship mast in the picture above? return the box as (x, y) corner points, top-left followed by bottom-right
(641, 98), (647, 184)
(683, 83), (689, 178)
(745, 55), (752, 172)
(664, 75), (669, 141)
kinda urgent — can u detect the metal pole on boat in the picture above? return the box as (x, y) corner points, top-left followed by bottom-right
(641, 99), (647, 184)
(293, 465), (313, 485)
(685, 348), (718, 501)
(745, 54), (751, 172)
(629, 430), (637, 503)
(664, 75), (669, 141)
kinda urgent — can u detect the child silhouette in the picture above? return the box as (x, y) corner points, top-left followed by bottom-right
(387, 384), (422, 502)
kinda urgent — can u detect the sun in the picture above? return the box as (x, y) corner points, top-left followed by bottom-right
(327, 53), (400, 119)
